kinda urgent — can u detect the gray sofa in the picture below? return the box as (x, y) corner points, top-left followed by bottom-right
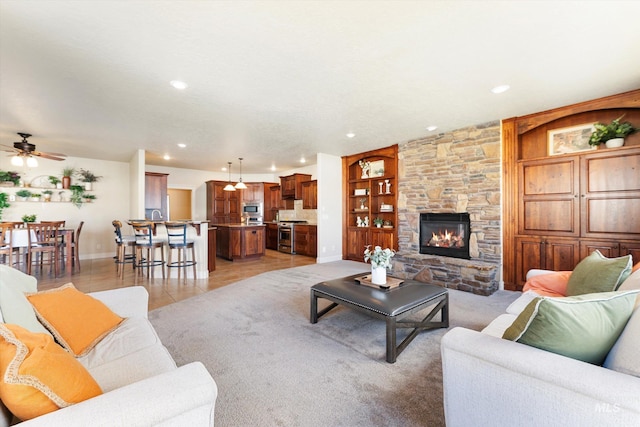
(0, 265), (218, 426)
(441, 269), (640, 427)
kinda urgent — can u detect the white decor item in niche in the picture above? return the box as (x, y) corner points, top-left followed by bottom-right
(369, 160), (384, 177)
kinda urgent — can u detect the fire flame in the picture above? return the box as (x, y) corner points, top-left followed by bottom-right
(429, 229), (464, 248)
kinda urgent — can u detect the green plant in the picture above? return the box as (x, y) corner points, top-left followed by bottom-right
(364, 245), (395, 269)
(21, 214), (37, 223)
(589, 116), (638, 146)
(16, 189), (32, 198)
(62, 166), (76, 177)
(82, 193), (97, 201)
(70, 185), (85, 207)
(30, 193), (41, 198)
(0, 171), (20, 185)
(373, 217), (384, 226)
(48, 176), (61, 185)
(43, 190), (53, 195)
(0, 192), (10, 220)
(78, 168), (102, 183)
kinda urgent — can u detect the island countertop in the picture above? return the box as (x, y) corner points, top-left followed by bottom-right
(214, 223), (266, 228)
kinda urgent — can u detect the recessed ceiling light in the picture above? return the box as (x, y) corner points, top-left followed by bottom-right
(222, 166), (227, 171)
(270, 164), (276, 171)
(346, 132), (355, 138)
(163, 154), (170, 160)
(426, 126), (438, 132)
(170, 80), (188, 90)
(300, 157), (306, 163)
(491, 85), (510, 94)
(177, 143), (186, 148)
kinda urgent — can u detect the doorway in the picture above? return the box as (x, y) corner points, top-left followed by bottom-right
(168, 188), (192, 220)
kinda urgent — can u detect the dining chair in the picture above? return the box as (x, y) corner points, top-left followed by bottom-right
(165, 222), (197, 280)
(132, 222), (166, 279)
(112, 220), (136, 278)
(0, 223), (20, 268)
(70, 221), (84, 272)
(26, 222), (61, 276)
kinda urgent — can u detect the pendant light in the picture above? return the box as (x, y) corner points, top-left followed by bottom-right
(223, 162), (236, 191)
(234, 157), (247, 190)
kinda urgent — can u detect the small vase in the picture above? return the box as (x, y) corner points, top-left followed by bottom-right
(62, 176), (71, 189)
(85, 182), (92, 191)
(605, 138), (624, 148)
(371, 266), (387, 285)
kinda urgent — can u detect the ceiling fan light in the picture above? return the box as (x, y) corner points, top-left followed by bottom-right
(26, 156), (38, 167)
(11, 155), (24, 167)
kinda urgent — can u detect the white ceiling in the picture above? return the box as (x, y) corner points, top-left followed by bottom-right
(1, 1), (639, 174)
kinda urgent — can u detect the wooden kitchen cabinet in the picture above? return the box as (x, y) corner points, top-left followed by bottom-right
(145, 172), (168, 220)
(241, 183), (264, 203)
(515, 236), (580, 285)
(280, 173), (312, 199)
(216, 225), (265, 261)
(266, 223), (279, 250)
(206, 180), (240, 224)
(301, 180), (317, 209)
(294, 224), (317, 257)
(269, 185), (293, 211)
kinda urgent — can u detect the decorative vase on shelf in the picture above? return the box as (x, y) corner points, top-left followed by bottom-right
(62, 176), (71, 189)
(605, 138), (625, 148)
(371, 266), (387, 285)
(84, 182), (92, 191)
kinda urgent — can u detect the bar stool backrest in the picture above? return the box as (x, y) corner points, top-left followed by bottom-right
(165, 222), (188, 245)
(112, 220), (125, 243)
(132, 222), (155, 246)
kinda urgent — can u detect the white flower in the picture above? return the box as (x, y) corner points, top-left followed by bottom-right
(364, 245), (395, 269)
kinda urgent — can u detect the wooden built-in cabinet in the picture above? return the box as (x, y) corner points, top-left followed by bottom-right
(294, 224), (317, 257)
(145, 172), (168, 220)
(301, 180), (317, 209)
(206, 180), (240, 224)
(503, 89), (640, 290)
(342, 145), (398, 262)
(280, 174), (312, 199)
(266, 223), (279, 250)
(269, 185), (294, 213)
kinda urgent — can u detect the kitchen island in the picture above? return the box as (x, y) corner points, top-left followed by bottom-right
(216, 224), (266, 261)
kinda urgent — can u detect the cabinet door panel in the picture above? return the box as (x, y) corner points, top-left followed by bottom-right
(370, 229), (395, 251)
(545, 239), (579, 272)
(346, 227), (368, 260)
(620, 243), (640, 263)
(584, 198), (640, 238)
(522, 200), (577, 233)
(579, 240), (620, 259)
(521, 161), (576, 196)
(515, 237), (544, 288)
(584, 151), (640, 193)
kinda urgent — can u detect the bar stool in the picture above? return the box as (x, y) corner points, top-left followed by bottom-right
(132, 222), (166, 279)
(112, 220), (136, 279)
(165, 222), (197, 280)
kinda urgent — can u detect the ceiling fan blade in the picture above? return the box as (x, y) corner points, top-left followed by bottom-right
(0, 144), (19, 153)
(36, 152), (66, 161)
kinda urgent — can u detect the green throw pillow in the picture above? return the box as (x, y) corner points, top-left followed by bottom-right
(565, 250), (632, 296)
(502, 290), (639, 365)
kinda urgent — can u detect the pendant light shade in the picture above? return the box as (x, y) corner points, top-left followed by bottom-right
(223, 161), (236, 191)
(234, 157), (247, 190)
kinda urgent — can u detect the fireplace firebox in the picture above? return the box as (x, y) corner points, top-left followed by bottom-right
(420, 213), (470, 259)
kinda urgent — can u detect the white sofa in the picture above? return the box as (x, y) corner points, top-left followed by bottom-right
(441, 269), (640, 427)
(0, 265), (218, 426)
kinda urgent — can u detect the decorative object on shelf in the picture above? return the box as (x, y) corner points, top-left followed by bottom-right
(385, 179), (391, 194)
(0, 192), (10, 220)
(373, 217), (384, 228)
(29, 193), (41, 202)
(378, 181), (384, 194)
(78, 168), (102, 191)
(356, 216), (363, 227)
(58, 191), (66, 202)
(354, 188), (367, 196)
(383, 220), (393, 228)
(359, 160), (370, 178)
(21, 214), (37, 223)
(48, 175), (62, 189)
(69, 185), (85, 208)
(364, 245), (396, 285)
(42, 190), (53, 202)
(370, 160), (384, 177)
(0, 170), (20, 187)
(363, 216), (369, 227)
(359, 198), (367, 210)
(82, 194), (96, 203)
(15, 189), (31, 201)
(547, 123), (596, 155)
(62, 166), (75, 189)
(380, 203), (393, 212)
(589, 115), (638, 148)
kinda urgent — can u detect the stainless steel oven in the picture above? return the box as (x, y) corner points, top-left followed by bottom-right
(278, 223), (294, 253)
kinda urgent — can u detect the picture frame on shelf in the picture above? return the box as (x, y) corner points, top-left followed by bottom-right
(369, 160), (385, 177)
(353, 188), (367, 196)
(548, 123), (597, 156)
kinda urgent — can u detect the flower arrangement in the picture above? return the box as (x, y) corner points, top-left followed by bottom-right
(364, 245), (395, 269)
(589, 116), (638, 146)
(0, 170), (20, 186)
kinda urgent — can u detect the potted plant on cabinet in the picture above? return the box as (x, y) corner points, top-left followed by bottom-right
(0, 193), (10, 220)
(78, 168), (101, 190)
(62, 166), (75, 189)
(589, 116), (638, 148)
(16, 189), (31, 201)
(373, 217), (384, 228)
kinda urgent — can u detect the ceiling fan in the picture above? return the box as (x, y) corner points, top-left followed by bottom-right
(1, 132), (67, 167)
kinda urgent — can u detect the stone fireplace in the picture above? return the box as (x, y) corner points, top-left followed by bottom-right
(420, 212), (470, 259)
(393, 121), (502, 295)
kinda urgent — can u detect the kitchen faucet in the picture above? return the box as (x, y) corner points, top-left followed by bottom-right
(151, 209), (163, 220)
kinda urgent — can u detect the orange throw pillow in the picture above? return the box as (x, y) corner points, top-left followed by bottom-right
(522, 271), (572, 297)
(633, 262), (640, 273)
(27, 283), (123, 356)
(0, 324), (102, 421)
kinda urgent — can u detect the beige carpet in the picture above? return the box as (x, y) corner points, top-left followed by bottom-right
(149, 261), (519, 426)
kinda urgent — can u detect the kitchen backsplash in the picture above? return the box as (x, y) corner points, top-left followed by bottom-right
(278, 199), (317, 223)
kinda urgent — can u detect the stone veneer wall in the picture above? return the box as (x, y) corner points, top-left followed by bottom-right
(393, 121), (501, 295)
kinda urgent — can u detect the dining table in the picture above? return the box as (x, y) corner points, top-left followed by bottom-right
(5, 226), (75, 275)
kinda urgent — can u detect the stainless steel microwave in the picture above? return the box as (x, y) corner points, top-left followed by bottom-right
(242, 202), (263, 216)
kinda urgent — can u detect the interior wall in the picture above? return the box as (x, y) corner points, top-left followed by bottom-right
(316, 152), (342, 263)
